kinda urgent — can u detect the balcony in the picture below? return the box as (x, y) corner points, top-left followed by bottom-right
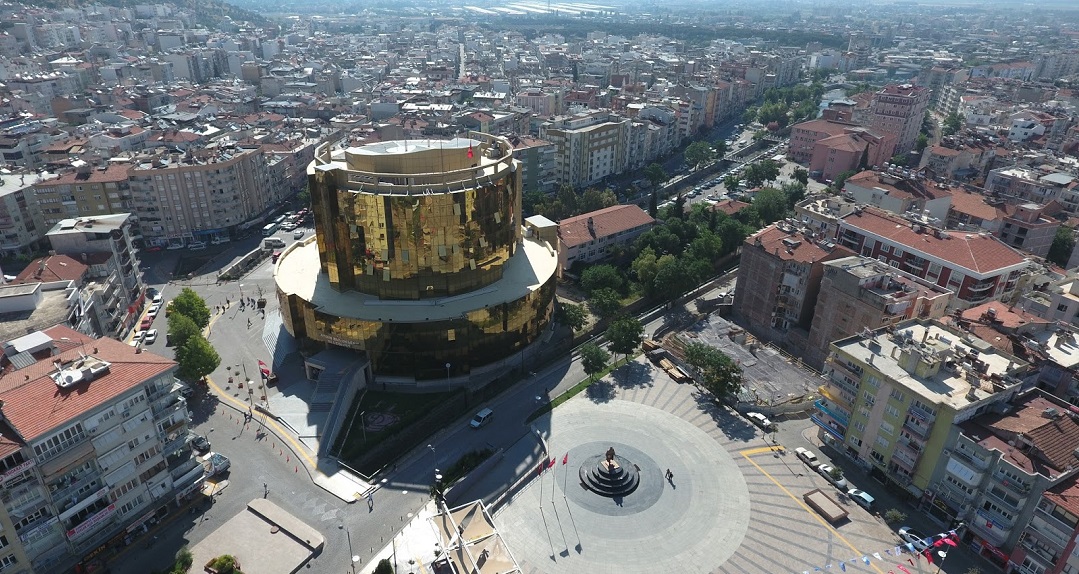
(896, 436), (922, 456)
(814, 399), (849, 427)
(828, 359), (863, 384)
(992, 471), (1031, 496)
(1018, 539), (1057, 569)
(827, 371), (860, 397)
(818, 384), (854, 410)
(152, 395), (186, 420)
(902, 419), (931, 440)
(986, 487), (1023, 513)
(968, 281), (995, 293)
(907, 404), (936, 423)
(891, 449), (918, 471)
(949, 447), (990, 470)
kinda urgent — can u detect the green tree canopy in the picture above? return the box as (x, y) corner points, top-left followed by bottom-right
(643, 163), (668, 187)
(556, 303), (587, 331)
(580, 264), (624, 294)
(588, 288), (623, 318)
(723, 174), (742, 192)
(915, 133), (929, 153)
(712, 139), (728, 158)
(742, 107), (759, 124)
(833, 170), (857, 192)
(792, 167), (809, 185)
(374, 559), (395, 574)
(176, 335), (221, 381)
(1048, 226), (1075, 268)
(781, 182), (807, 210)
(753, 187), (789, 224)
(579, 343), (610, 381)
(654, 255), (699, 299)
(685, 141), (717, 169)
(631, 247), (660, 297)
(683, 342), (743, 398)
(688, 231), (724, 263)
(171, 287), (211, 329)
(648, 192), (658, 218)
(580, 189), (618, 213)
(167, 313), (200, 349)
(606, 316), (644, 362)
(943, 112), (963, 136)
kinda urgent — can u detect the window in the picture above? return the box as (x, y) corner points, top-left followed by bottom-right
(889, 389), (906, 401)
(875, 436), (890, 449)
(862, 390), (876, 406)
(1058, 303), (1070, 313)
(885, 404), (900, 418)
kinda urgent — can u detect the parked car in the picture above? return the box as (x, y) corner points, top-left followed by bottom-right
(152, 293), (163, 304)
(746, 412), (773, 429)
(847, 488), (875, 510)
(144, 329), (158, 344)
(293, 229), (305, 240)
(140, 316), (153, 330)
(189, 241), (207, 250)
(898, 526), (932, 551)
(190, 434), (211, 453)
(795, 447), (821, 469)
(470, 407), (494, 429)
(204, 452), (230, 476)
(816, 464), (848, 489)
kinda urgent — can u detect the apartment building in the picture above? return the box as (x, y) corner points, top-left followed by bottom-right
(843, 169), (953, 223)
(997, 203), (1060, 259)
(46, 214), (144, 338)
(0, 326), (201, 573)
(795, 194), (859, 239)
(810, 128), (895, 183)
(32, 164), (133, 230)
(1009, 474), (1079, 574)
(837, 207), (1029, 308)
(866, 84), (930, 155)
(815, 320), (1027, 502)
(539, 111), (629, 189)
(985, 167), (1078, 213)
(509, 136), (557, 194)
(788, 119), (863, 164)
(557, 205), (654, 271)
(804, 256), (952, 370)
(733, 222), (851, 346)
(0, 171), (52, 258)
(127, 145), (274, 248)
(923, 391), (1079, 569)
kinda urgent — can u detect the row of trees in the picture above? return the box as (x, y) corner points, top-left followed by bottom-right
(743, 83), (827, 129)
(523, 185), (619, 221)
(166, 287), (221, 381)
(578, 315), (646, 381)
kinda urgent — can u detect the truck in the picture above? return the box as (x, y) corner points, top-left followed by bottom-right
(204, 452), (231, 477)
(803, 488), (848, 524)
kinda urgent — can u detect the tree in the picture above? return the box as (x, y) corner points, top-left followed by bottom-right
(579, 343), (610, 382)
(171, 287), (211, 329)
(588, 288), (622, 318)
(580, 264), (623, 294)
(606, 316), (643, 364)
(580, 188), (618, 213)
(672, 194), (686, 220)
(374, 558), (395, 574)
(942, 112), (963, 136)
(682, 342), (743, 398)
(556, 303), (587, 331)
(631, 247), (660, 296)
(296, 185), (311, 207)
(781, 182), (806, 209)
(753, 187), (789, 224)
(890, 153), (909, 167)
(648, 192), (658, 218)
(742, 107), (759, 125)
(723, 174), (742, 192)
(653, 255), (698, 299)
(167, 313), (200, 349)
(915, 133), (929, 153)
(176, 335), (221, 381)
(792, 167), (809, 185)
(1048, 226), (1075, 268)
(756, 159), (780, 184)
(712, 139), (728, 158)
(685, 141), (716, 169)
(206, 555), (242, 574)
(688, 232), (724, 263)
(833, 170), (857, 192)
(643, 163), (668, 188)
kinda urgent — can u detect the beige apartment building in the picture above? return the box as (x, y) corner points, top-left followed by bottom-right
(866, 84), (930, 155)
(127, 144), (274, 248)
(33, 164), (133, 230)
(539, 111), (629, 189)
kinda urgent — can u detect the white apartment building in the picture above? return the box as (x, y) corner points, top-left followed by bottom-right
(0, 326), (201, 573)
(0, 171), (52, 258)
(539, 112), (629, 189)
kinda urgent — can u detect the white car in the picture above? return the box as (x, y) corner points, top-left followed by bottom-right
(746, 412), (773, 429)
(817, 464), (848, 489)
(847, 488), (875, 510)
(152, 293), (163, 304)
(293, 229), (305, 240)
(144, 329), (158, 344)
(795, 447), (820, 469)
(898, 526), (932, 551)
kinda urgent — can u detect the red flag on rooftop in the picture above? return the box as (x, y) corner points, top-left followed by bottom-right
(258, 360), (271, 377)
(547, 457), (556, 469)
(562, 453), (568, 465)
(467, 145), (474, 159)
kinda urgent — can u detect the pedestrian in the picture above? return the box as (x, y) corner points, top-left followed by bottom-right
(366, 492), (374, 511)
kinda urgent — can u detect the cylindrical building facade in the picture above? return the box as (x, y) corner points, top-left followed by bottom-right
(276, 134), (559, 381)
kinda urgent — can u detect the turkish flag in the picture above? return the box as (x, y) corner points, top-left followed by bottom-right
(562, 453), (568, 465)
(536, 462), (544, 476)
(467, 146), (474, 159)
(548, 457), (556, 469)
(258, 360), (271, 378)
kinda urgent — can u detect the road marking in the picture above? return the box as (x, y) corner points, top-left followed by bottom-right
(738, 445), (784, 456)
(740, 450), (885, 574)
(203, 310), (320, 472)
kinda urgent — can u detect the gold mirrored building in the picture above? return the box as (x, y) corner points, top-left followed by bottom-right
(276, 134), (559, 381)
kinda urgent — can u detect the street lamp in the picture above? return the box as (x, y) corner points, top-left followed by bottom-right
(445, 362), (451, 382)
(933, 550), (948, 574)
(427, 444), (436, 469)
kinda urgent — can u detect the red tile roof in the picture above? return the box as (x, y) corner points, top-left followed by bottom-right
(0, 326), (176, 442)
(841, 207), (1027, 275)
(558, 205), (655, 249)
(711, 199), (751, 215)
(962, 393), (1079, 477)
(960, 301), (1050, 330)
(12, 255), (89, 284)
(746, 224), (851, 264)
(37, 164), (131, 185)
(1044, 474), (1079, 517)
(948, 188), (1006, 222)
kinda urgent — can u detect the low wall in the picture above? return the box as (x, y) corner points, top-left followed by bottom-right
(218, 246), (271, 281)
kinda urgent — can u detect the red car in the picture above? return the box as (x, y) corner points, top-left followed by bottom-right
(140, 316), (154, 330)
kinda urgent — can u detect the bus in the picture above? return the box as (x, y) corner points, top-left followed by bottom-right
(262, 222), (280, 236)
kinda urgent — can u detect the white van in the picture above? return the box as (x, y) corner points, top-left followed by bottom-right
(263, 237), (286, 249)
(469, 408), (494, 429)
